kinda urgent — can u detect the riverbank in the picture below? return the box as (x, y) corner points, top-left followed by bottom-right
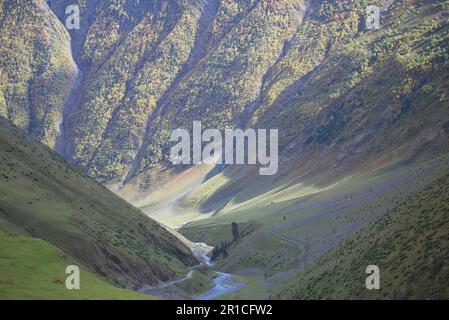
(138, 243), (247, 300)
(196, 272), (246, 300)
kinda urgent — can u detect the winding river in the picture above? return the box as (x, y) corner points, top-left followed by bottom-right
(134, 165), (246, 300)
(138, 243), (245, 300)
(196, 271), (246, 300)
(194, 253), (246, 301)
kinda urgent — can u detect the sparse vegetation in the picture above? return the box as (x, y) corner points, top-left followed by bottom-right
(276, 171), (449, 299)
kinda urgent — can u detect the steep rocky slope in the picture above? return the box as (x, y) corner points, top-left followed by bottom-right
(1, 0), (448, 193)
(0, 0), (78, 149)
(48, 0), (308, 185)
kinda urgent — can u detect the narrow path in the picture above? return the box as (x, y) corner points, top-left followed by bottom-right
(140, 270), (194, 291)
(269, 229), (307, 270)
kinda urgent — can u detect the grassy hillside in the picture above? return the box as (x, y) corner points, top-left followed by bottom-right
(0, 116), (197, 294)
(0, 231), (155, 300)
(179, 154), (449, 298)
(276, 169), (449, 299)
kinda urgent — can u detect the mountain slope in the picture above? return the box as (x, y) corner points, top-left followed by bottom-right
(0, 116), (197, 292)
(1, 0), (448, 193)
(275, 167), (449, 299)
(255, 0), (449, 178)
(0, 0), (78, 149)
(177, 154), (449, 297)
(129, 0), (449, 229)
(9, 0), (306, 184)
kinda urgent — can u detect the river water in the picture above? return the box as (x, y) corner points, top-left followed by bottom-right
(138, 246), (245, 300)
(196, 271), (246, 300)
(194, 252), (246, 300)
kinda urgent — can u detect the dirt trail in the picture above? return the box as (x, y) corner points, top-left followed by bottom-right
(269, 229), (307, 270)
